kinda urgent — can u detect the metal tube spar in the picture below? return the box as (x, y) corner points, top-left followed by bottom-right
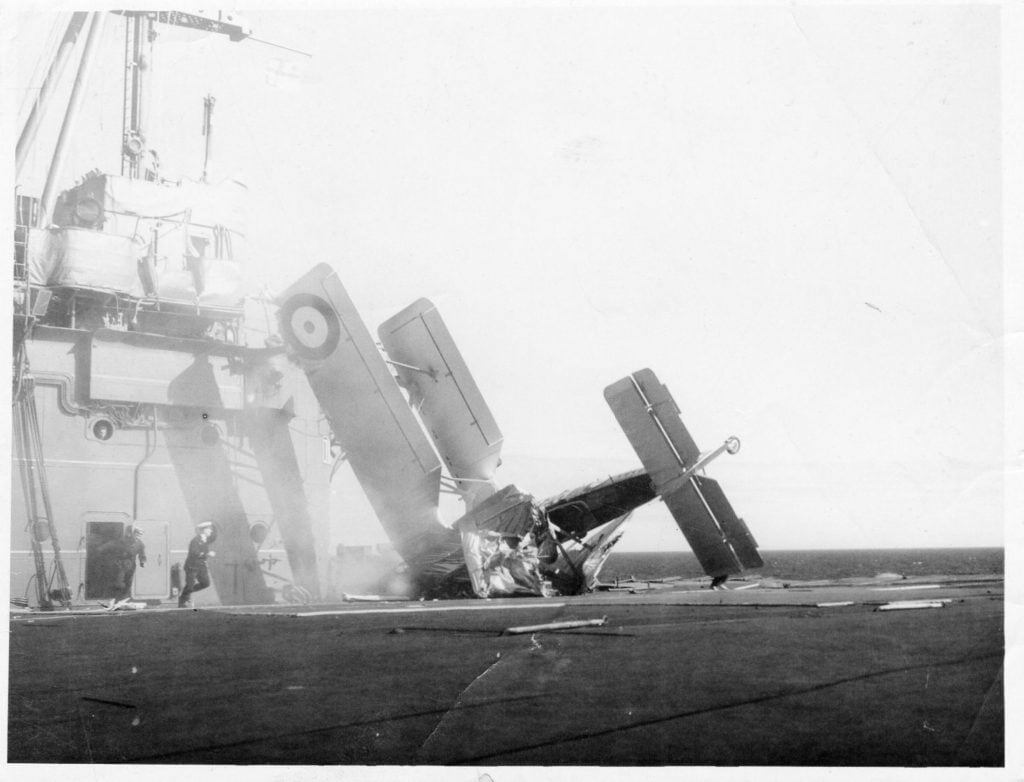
(660, 436), (742, 497)
(37, 12), (107, 228)
(16, 12), (90, 178)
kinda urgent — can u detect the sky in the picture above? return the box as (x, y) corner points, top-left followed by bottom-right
(6, 3), (1020, 554)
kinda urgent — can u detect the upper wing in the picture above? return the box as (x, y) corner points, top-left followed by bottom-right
(378, 298), (503, 506)
(604, 368), (762, 576)
(276, 264), (451, 563)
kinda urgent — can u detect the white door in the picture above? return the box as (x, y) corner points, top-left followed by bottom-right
(132, 521), (169, 599)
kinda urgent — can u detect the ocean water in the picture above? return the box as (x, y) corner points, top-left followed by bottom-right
(601, 547), (1004, 582)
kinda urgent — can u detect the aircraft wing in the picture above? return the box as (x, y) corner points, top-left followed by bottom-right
(604, 368), (762, 577)
(378, 298), (503, 506)
(276, 264), (451, 564)
(540, 469), (657, 540)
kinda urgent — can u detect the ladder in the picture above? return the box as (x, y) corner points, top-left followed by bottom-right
(13, 367), (72, 610)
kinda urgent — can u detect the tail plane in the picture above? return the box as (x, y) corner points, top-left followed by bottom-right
(604, 369), (762, 577)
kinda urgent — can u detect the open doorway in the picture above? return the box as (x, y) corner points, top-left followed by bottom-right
(84, 517), (127, 600)
(82, 513), (168, 601)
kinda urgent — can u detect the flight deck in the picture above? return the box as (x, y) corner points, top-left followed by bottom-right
(9, 574), (1003, 766)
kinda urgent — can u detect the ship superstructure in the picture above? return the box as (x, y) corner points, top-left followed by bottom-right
(12, 11), (331, 609)
(12, 11), (762, 610)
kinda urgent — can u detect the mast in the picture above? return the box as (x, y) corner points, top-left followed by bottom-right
(36, 12), (106, 229)
(122, 12), (156, 178)
(15, 12), (90, 179)
(118, 11), (254, 179)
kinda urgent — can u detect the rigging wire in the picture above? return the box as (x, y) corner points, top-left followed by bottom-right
(17, 12), (68, 123)
(245, 36), (312, 58)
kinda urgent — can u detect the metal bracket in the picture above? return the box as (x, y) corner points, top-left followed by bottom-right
(384, 358), (438, 382)
(663, 436), (741, 494)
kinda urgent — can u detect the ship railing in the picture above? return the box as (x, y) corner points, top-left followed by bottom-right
(13, 194), (40, 282)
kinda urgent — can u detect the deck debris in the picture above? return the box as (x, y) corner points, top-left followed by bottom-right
(342, 593), (414, 602)
(871, 584), (941, 592)
(103, 599), (146, 611)
(503, 617), (607, 634)
(876, 600), (949, 611)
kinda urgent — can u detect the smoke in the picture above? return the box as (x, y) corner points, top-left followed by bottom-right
(326, 546), (411, 598)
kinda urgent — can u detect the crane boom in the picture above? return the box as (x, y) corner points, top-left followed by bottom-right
(112, 10), (251, 41)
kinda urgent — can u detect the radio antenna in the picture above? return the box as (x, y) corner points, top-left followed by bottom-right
(246, 37), (312, 58)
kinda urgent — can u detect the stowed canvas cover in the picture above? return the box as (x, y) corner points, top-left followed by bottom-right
(49, 228), (145, 295)
(48, 174), (247, 308)
(24, 228), (60, 286)
(100, 176), (246, 236)
(105, 176), (247, 308)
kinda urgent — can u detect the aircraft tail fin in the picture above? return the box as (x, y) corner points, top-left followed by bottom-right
(691, 475), (761, 570)
(604, 368), (762, 577)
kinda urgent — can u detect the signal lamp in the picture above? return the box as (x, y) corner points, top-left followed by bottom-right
(124, 134), (144, 156)
(92, 419), (114, 441)
(74, 197), (102, 226)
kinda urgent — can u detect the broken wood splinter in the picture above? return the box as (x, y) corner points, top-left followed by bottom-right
(503, 616), (608, 634)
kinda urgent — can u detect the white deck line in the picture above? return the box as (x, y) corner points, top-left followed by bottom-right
(11, 601), (572, 621)
(870, 584), (941, 591)
(291, 602), (569, 617)
(11, 610), (126, 621)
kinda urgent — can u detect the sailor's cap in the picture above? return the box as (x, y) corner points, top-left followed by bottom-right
(196, 521), (214, 530)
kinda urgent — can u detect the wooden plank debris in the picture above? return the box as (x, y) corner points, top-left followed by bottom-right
(504, 617), (607, 634)
(876, 600), (949, 611)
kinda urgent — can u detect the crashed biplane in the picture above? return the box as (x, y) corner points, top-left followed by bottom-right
(277, 263), (762, 598)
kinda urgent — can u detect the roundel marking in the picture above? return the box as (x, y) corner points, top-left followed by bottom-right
(279, 293), (341, 359)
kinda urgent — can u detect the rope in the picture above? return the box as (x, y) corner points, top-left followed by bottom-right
(14, 374), (72, 609)
(13, 397), (50, 610)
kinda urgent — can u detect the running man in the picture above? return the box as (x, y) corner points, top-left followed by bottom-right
(105, 525), (147, 610)
(179, 521), (217, 608)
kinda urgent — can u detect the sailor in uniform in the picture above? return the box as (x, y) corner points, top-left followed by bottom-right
(179, 521), (217, 608)
(103, 525), (147, 610)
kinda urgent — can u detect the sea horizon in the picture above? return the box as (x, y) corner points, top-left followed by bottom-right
(602, 546), (1003, 582)
(614, 544), (1004, 553)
